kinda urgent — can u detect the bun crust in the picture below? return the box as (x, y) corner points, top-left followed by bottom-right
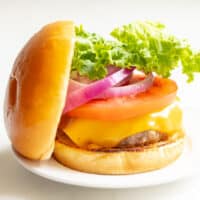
(54, 133), (185, 174)
(4, 21), (75, 160)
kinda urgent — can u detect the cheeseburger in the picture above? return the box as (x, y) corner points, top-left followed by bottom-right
(4, 21), (200, 174)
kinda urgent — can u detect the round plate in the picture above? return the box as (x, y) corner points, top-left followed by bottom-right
(12, 107), (197, 189)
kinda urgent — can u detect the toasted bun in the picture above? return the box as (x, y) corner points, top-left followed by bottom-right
(53, 133), (185, 174)
(4, 21), (75, 160)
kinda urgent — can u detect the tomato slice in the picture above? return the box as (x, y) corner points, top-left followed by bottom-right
(66, 77), (177, 121)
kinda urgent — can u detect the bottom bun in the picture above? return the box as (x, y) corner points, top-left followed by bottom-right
(53, 133), (185, 175)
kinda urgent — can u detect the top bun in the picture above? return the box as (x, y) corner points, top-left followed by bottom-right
(4, 21), (75, 160)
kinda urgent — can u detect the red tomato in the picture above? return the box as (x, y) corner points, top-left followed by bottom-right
(67, 77), (177, 121)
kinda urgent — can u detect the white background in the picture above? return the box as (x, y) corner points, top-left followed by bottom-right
(0, 0), (200, 199)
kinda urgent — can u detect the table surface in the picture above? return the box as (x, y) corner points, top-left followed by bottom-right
(0, 0), (200, 199)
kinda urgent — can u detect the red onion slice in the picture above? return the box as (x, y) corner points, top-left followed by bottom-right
(68, 73), (154, 99)
(63, 68), (135, 113)
(67, 73), (132, 94)
(97, 73), (154, 99)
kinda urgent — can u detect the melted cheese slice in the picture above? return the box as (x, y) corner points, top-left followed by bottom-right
(62, 102), (182, 148)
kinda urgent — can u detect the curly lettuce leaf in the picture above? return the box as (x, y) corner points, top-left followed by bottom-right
(72, 21), (200, 81)
(72, 25), (112, 80)
(72, 25), (131, 80)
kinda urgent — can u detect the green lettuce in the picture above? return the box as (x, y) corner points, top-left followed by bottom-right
(71, 21), (200, 81)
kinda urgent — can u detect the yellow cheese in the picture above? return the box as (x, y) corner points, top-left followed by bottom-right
(62, 102), (182, 148)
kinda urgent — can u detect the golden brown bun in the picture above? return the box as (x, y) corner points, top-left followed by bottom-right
(54, 133), (185, 174)
(4, 21), (75, 160)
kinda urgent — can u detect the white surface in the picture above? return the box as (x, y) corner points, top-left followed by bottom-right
(0, 0), (200, 199)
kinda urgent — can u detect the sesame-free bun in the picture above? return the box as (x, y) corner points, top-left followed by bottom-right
(54, 132), (185, 174)
(4, 21), (75, 160)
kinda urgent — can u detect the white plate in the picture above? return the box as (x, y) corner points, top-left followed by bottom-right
(12, 107), (197, 189)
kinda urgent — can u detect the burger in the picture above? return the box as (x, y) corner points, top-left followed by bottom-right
(4, 21), (200, 174)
